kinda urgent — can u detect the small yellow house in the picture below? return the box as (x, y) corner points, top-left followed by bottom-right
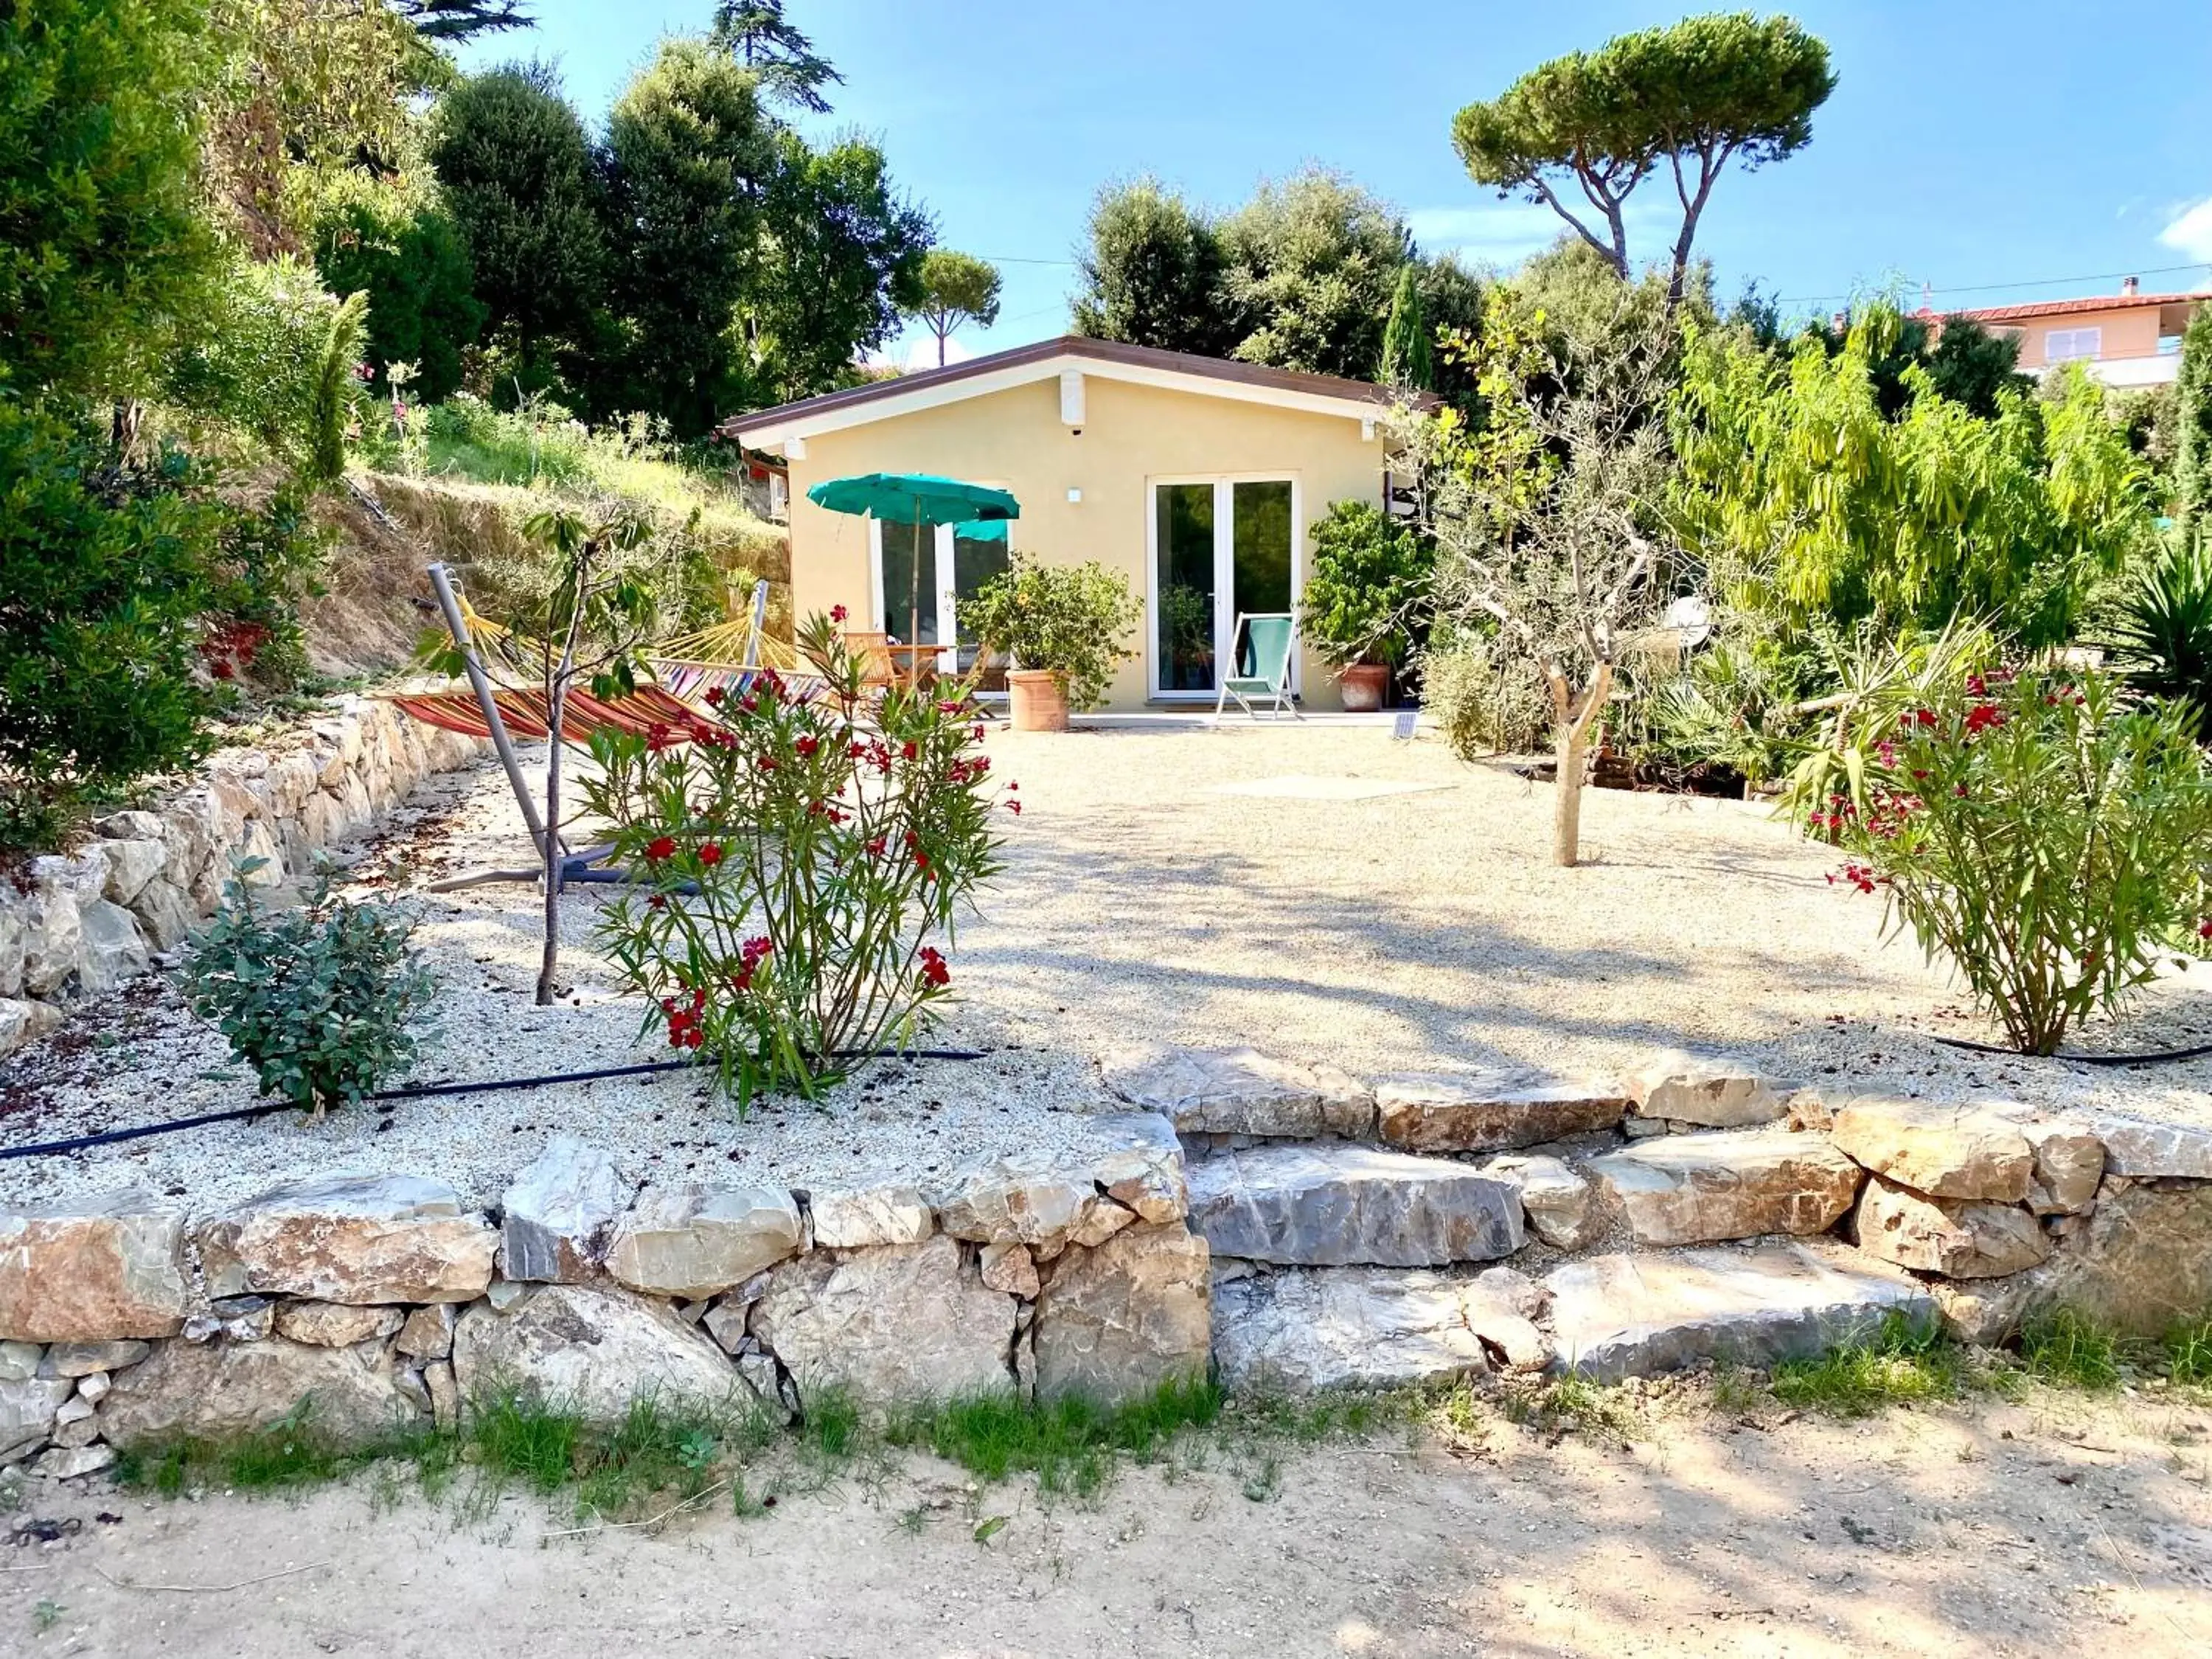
(1941, 279), (2211, 389)
(726, 336), (1415, 712)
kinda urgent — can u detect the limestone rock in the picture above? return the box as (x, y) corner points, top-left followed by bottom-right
(1186, 1144), (1523, 1267)
(1587, 1130), (1861, 1248)
(273, 1302), (403, 1349)
(425, 1359), (459, 1430)
(1213, 1268), (1492, 1391)
(1479, 1155), (1596, 1249)
(500, 1138), (629, 1282)
(1088, 1113), (1189, 1225)
(701, 1300), (750, 1355)
(751, 1236), (1016, 1406)
(930, 1155), (1130, 1260)
(0, 905), (19, 1000)
(41, 1340), (150, 1377)
(98, 1335), (421, 1450)
(2020, 1122), (2104, 1216)
(2000, 1182), (2212, 1337)
(801, 1180), (933, 1249)
(0, 998), (62, 1059)
(74, 1371), (110, 1404)
(200, 1174), (496, 1305)
(0, 1192), (188, 1341)
(1829, 1097), (2034, 1201)
(35, 1444), (115, 1480)
(1621, 1050), (1783, 1127)
(1852, 1178), (2050, 1279)
(605, 1184), (803, 1298)
(1102, 1044), (1375, 1139)
(395, 1303), (456, 1361)
(0, 1377), (72, 1462)
(1033, 1223), (1211, 1403)
(451, 1284), (735, 1425)
(0, 1341), (38, 1382)
(1376, 1071), (1624, 1152)
(979, 1242), (1040, 1298)
(1463, 1267), (1554, 1371)
(96, 838), (167, 906)
(127, 877), (197, 953)
(1927, 1278), (2042, 1345)
(2090, 1115), (2212, 1180)
(17, 881), (82, 999)
(1545, 1242), (1934, 1381)
(74, 898), (149, 994)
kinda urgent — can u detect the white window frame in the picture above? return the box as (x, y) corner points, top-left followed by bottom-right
(2043, 326), (2102, 364)
(866, 518), (1012, 687)
(1144, 473), (1304, 703)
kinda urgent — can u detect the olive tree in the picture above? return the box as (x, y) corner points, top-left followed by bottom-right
(1413, 292), (1681, 866)
(1452, 12), (1834, 305)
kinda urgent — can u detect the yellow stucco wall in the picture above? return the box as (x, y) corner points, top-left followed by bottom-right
(2000, 305), (2162, 369)
(779, 374), (1391, 711)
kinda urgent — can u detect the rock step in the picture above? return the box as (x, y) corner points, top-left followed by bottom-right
(1587, 1128), (1863, 1247)
(1545, 1241), (1934, 1381)
(1104, 1045), (1374, 1139)
(1374, 1072), (1625, 1152)
(1187, 1144), (1523, 1268)
(1213, 1265), (1550, 1391)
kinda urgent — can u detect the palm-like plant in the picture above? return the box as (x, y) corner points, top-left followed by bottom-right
(2110, 536), (2212, 740)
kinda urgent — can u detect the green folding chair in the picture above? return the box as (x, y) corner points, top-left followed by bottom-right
(1213, 611), (1301, 724)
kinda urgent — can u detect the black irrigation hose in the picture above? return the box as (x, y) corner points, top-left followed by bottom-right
(1927, 1032), (2212, 1067)
(0, 1048), (989, 1163)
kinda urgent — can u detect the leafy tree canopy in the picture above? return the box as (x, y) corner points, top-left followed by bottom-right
(393, 0), (535, 41)
(601, 39), (778, 435)
(428, 60), (605, 369)
(1380, 264), (1432, 390)
(0, 0), (222, 401)
(1453, 11), (1834, 302)
(909, 250), (1001, 366)
(713, 1), (841, 113)
(745, 130), (931, 404)
(1071, 178), (1236, 359)
(2171, 303), (2212, 539)
(310, 170), (486, 399)
(1806, 308), (2029, 421)
(1219, 170), (1411, 380)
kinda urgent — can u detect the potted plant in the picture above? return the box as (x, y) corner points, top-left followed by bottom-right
(1301, 499), (1433, 712)
(959, 555), (1140, 731)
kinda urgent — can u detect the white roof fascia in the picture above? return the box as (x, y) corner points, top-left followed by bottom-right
(734, 352), (1388, 453)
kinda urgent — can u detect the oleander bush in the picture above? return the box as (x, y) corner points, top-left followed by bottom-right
(585, 611), (1013, 1107)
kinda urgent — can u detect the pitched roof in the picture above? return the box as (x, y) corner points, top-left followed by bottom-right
(723, 335), (1430, 448)
(1946, 291), (2210, 324)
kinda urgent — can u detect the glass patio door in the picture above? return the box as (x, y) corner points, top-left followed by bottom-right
(873, 521), (1010, 685)
(1150, 477), (1297, 698)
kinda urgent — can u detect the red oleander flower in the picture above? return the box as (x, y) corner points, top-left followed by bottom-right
(831, 604), (848, 623)
(2198, 919), (2212, 940)
(900, 740), (918, 762)
(757, 754), (778, 772)
(1005, 799), (1022, 815)
(704, 686), (726, 707)
(646, 723), (675, 753)
(646, 835), (677, 862)
(1964, 703), (2005, 736)
(647, 894), (667, 910)
(796, 735), (819, 758)
(918, 945), (950, 988)
(698, 844), (723, 866)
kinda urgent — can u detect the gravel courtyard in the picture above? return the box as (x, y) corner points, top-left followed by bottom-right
(6, 717), (2212, 1208)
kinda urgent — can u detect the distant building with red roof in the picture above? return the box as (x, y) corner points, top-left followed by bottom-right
(1935, 277), (2209, 388)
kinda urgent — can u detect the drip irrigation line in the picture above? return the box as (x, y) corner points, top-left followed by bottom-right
(0, 1047), (989, 1162)
(1927, 1032), (2212, 1066)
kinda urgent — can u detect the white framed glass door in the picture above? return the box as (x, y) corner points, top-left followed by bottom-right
(869, 521), (1012, 686)
(1147, 476), (1299, 700)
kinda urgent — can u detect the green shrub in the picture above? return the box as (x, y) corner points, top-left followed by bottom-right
(957, 554), (1141, 711)
(180, 860), (437, 1116)
(0, 401), (224, 849)
(585, 614), (1009, 1107)
(310, 173), (486, 402)
(1300, 499), (1433, 669)
(2110, 535), (2212, 738)
(1419, 631), (1549, 757)
(163, 257), (367, 477)
(1797, 654), (2212, 1054)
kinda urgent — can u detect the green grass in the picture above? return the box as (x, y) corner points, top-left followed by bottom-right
(1771, 1313), (1966, 1417)
(2162, 1315), (2212, 1389)
(886, 1375), (1225, 1498)
(2020, 1309), (2124, 1391)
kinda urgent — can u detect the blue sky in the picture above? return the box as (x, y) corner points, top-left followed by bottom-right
(461, 2), (2212, 366)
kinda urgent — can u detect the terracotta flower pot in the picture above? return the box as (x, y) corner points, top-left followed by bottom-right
(1006, 668), (1070, 732)
(1338, 662), (1388, 712)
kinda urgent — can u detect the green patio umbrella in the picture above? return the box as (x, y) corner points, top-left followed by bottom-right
(806, 473), (1019, 650)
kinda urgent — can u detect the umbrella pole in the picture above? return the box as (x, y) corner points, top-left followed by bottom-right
(909, 496), (923, 688)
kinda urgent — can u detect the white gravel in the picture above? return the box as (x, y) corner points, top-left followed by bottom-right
(6, 718), (2211, 1214)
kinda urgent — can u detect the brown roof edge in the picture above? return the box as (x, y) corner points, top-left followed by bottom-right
(1947, 291), (2212, 324)
(719, 335), (1439, 437)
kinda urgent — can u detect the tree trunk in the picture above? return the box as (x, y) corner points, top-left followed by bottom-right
(1550, 661), (1614, 869)
(536, 679), (565, 1006)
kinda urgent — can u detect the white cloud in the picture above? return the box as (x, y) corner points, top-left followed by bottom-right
(2157, 197), (2212, 261)
(1405, 200), (1669, 270)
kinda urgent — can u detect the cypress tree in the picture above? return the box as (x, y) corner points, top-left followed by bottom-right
(1379, 262), (1431, 389)
(2173, 305), (2212, 540)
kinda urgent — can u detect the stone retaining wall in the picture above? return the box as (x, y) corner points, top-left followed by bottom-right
(0, 1116), (1208, 1477)
(0, 698), (483, 1057)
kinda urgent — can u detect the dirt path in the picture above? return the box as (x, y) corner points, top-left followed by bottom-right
(6, 1388), (2207, 1658)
